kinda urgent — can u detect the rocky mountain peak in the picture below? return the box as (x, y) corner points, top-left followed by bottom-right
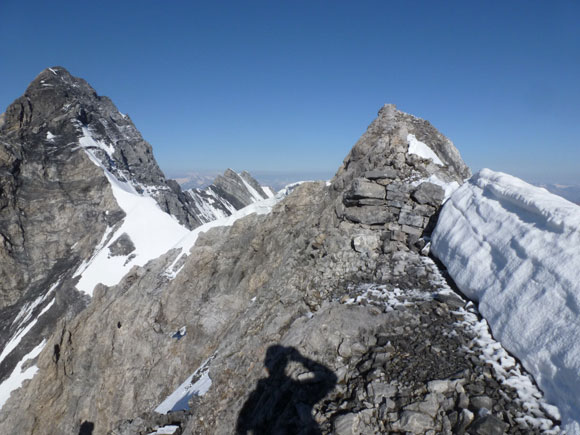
(330, 103), (471, 254)
(334, 103), (470, 189)
(3, 66), (107, 135)
(1, 67), (202, 229)
(186, 169), (274, 224)
(0, 67), (204, 401)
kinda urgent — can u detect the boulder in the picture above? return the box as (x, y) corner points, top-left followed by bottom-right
(347, 178), (385, 200)
(468, 414), (508, 435)
(412, 182), (445, 206)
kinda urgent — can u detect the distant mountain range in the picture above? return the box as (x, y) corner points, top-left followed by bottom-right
(172, 170), (333, 192)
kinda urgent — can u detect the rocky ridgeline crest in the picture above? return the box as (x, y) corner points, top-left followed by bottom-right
(0, 71), (560, 435)
(332, 103), (470, 254)
(186, 169), (273, 224)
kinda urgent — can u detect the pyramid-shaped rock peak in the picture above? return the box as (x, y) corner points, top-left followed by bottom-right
(0, 66), (203, 230)
(330, 104), (471, 252)
(334, 103), (470, 187)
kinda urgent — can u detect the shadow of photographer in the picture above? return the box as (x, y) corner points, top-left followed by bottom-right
(236, 345), (337, 434)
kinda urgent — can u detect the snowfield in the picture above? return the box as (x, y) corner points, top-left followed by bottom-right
(74, 126), (290, 294)
(432, 168), (580, 434)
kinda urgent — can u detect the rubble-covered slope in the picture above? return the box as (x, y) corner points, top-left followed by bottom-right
(432, 168), (580, 434)
(0, 104), (561, 434)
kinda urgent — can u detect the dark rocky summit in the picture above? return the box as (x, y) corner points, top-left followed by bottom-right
(0, 70), (560, 435)
(0, 67), (201, 396)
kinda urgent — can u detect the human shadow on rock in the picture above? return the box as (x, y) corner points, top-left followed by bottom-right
(236, 345), (337, 435)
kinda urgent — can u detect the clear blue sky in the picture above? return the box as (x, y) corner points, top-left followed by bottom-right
(1, 1), (579, 184)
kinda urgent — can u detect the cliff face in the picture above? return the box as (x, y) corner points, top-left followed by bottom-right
(0, 67), (201, 399)
(0, 92), (559, 435)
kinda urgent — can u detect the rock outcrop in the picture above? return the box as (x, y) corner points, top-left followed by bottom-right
(0, 95), (560, 435)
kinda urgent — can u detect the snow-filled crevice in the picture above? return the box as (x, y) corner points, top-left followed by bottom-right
(154, 354), (216, 414)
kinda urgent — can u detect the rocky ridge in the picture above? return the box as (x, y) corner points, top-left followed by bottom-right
(0, 93), (561, 435)
(186, 169), (274, 223)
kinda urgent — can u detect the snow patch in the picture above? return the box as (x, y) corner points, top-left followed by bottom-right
(0, 299), (54, 365)
(73, 167), (190, 295)
(154, 355), (215, 414)
(0, 340), (46, 410)
(262, 186), (275, 198)
(73, 131), (190, 295)
(239, 175), (265, 202)
(79, 126), (115, 158)
(46, 131), (56, 142)
(431, 168), (580, 433)
(407, 134), (444, 166)
(147, 425), (180, 435)
(343, 283), (434, 311)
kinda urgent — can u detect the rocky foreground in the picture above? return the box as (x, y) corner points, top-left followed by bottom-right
(0, 69), (562, 434)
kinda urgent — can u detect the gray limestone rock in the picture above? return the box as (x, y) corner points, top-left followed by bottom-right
(393, 411), (435, 433)
(108, 233), (135, 257)
(364, 168), (398, 180)
(352, 233), (381, 253)
(347, 178), (386, 200)
(413, 182), (445, 206)
(471, 395), (494, 411)
(341, 206), (391, 225)
(468, 414), (508, 435)
(0, 67), (203, 402)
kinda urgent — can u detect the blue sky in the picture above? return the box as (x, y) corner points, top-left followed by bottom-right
(1, 1), (579, 184)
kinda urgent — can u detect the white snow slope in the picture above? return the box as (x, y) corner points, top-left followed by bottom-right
(74, 127), (289, 295)
(431, 168), (580, 434)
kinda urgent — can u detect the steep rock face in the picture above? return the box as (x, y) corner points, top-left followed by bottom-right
(1, 67), (202, 230)
(0, 68), (201, 400)
(0, 104), (560, 434)
(186, 169), (274, 223)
